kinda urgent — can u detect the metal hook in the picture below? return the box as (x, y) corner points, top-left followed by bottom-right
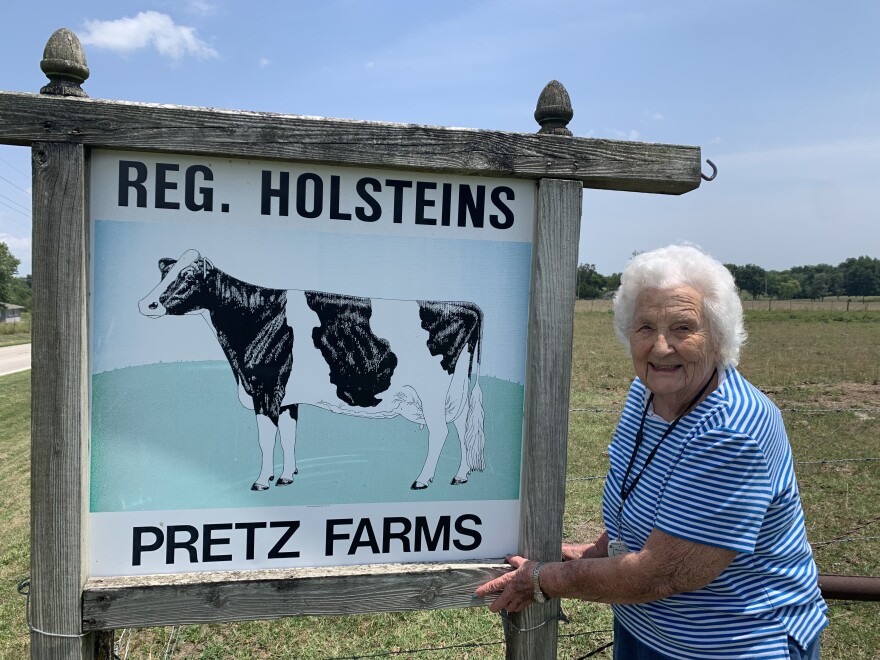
(701, 159), (717, 182)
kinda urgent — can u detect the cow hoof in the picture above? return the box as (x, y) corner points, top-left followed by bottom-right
(294, 468), (299, 475)
(276, 478), (294, 486)
(411, 481), (428, 490)
(269, 475), (275, 481)
(451, 477), (468, 485)
(251, 482), (269, 491)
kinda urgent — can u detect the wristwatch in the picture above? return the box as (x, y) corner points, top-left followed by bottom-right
(532, 562), (548, 603)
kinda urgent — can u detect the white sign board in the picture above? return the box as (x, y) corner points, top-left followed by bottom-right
(88, 150), (535, 577)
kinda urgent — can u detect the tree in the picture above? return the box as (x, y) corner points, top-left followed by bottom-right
(0, 242), (21, 307)
(576, 263), (607, 299)
(8, 276), (31, 310)
(764, 271), (783, 299)
(801, 273), (830, 300)
(776, 278), (801, 300)
(605, 272), (622, 293)
(840, 256), (880, 297)
(731, 264), (767, 299)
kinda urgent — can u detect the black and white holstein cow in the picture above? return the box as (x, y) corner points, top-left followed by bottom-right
(137, 250), (485, 491)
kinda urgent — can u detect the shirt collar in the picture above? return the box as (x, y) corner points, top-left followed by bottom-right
(643, 367), (730, 422)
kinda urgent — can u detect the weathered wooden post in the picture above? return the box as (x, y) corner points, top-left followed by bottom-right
(504, 81), (582, 659)
(29, 28), (96, 660)
(2, 28), (703, 660)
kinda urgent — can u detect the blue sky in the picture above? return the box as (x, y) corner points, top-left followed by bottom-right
(1, 0), (878, 276)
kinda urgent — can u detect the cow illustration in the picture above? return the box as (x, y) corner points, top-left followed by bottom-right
(137, 249), (485, 492)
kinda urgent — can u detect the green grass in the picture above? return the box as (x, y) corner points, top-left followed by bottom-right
(0, 371), (31, 659)
(0, 312), (31, 348)
(1, 310), (878, 658)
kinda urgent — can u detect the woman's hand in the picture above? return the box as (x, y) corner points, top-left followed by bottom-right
(473, 555), (538, 613)
(562, 530), (609, 560)
(474, 529), (736, 610)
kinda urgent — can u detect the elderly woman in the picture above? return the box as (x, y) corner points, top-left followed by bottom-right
(476, 245), (827, 659)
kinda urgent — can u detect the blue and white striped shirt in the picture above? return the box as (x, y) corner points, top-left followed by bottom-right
(603, 368), (827, 658)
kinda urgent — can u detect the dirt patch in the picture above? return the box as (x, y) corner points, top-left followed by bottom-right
(832, 462), (859, 476)
(761, 382), (880, 411)
(813, 382), (880, 409)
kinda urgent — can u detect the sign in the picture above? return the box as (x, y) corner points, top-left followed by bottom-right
(88, 150), (535, 576)
(9, 42), (696, 654)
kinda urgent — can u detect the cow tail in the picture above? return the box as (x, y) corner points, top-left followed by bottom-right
(464, 322), (485, 472)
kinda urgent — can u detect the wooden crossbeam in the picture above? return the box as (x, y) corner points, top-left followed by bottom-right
(82, 563), (507, 630)
(0, 91), (701, 195)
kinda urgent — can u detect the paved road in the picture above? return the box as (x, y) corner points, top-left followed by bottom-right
(0, 343), (31, 376)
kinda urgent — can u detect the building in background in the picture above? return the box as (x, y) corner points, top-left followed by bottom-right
(0, 303), (23, 323)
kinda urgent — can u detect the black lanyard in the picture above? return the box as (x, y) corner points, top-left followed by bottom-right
(617, 368), (718, 523)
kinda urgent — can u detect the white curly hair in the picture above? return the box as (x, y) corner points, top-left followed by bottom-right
(612, 244), (747, 370)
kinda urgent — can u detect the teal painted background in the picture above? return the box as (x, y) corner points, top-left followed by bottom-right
(90, 361), (524, 512)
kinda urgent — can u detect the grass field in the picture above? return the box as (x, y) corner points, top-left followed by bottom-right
(1, 309), (878, 658)
(0, 313), (30, 348)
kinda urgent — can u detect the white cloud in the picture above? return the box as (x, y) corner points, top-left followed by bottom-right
(644, 111), (665, 120)
(258, 57), (271, 69)
(81, 11), (218, 60)
(185, 0), (219, 16)
(607, 128), (640, 141)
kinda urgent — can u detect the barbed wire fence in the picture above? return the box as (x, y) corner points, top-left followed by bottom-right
(100, 403), (878, 659)
(105, 623), (617, 660)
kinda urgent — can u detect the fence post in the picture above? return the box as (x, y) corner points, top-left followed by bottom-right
(30, 28), (97, 660)
(31, 141), (93, 660)
(505, 82), (582, 659)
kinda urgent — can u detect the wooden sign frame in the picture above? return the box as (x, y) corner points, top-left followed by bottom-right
(1, 30), (702, 660)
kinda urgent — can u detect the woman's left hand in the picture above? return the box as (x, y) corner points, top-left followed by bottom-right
(473, 555), (538, 613)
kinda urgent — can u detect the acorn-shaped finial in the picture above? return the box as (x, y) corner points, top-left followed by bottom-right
(40, 28), (90, 97)
(534, 80), (573, 136)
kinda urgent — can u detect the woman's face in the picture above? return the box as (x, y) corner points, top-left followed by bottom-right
(629, 286), (719, 416)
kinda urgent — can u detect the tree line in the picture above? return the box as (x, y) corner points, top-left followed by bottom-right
(2, 240), (879, 310)
(577, 256), (880, 300)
